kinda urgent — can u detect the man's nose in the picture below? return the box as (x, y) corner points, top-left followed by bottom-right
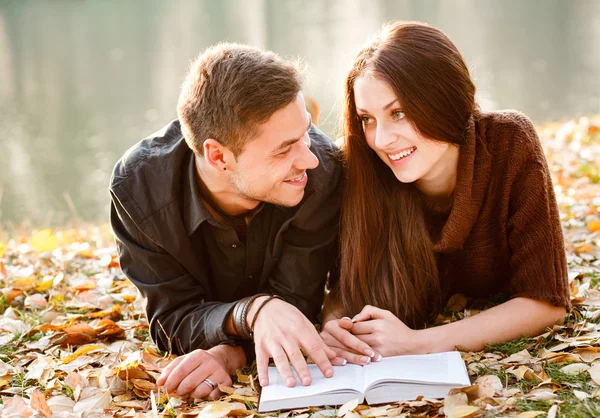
(296, 141), (319, 170)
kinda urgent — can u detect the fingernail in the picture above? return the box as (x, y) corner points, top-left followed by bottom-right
(325, 368), (334, 377)
(260, 379), (268, 387)
(374, 353), (382, 362)
(351, 315), (359, 322)
(341, 316), (352, 321)
(302, 377), (311, 386)
(364, 349), (375, 357)
(341, 359), (347, 366)
(361, 356), (371, 364)
(286, 377), (295, 387)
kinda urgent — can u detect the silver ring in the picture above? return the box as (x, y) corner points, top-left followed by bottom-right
(202, 378), (216, 391)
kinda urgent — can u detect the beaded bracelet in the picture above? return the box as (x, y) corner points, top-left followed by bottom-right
(249, 295), (285, 338)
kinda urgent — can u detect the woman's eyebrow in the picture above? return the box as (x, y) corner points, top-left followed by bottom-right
(357, 99), (399, 113)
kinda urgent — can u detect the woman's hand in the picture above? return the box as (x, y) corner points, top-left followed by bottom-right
(350, 305), (421, 357)
(321, 317), (380, 365)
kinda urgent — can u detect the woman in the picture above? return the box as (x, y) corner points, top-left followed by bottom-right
(321, 21), (570, 365)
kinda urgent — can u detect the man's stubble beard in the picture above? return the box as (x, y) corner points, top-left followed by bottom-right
(230, 171), (303, 209)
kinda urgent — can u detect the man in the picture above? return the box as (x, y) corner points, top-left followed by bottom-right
(109, 43), (344, 400)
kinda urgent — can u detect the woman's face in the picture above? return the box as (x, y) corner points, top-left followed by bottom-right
(353, 76), (455, 188)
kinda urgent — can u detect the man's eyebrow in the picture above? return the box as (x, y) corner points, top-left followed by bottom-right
(356, 99), (399, 113)
(271, 114), (312, 154)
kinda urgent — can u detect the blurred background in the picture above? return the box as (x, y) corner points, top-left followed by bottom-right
(0, 0), (599, 228)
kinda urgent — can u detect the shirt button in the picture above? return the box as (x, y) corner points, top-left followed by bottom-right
(231, 244), (237, 248)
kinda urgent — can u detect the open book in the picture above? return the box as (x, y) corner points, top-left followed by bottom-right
(258, 351), (470, 412)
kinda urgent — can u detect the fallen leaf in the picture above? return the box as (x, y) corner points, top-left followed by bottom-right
(46, 395), (75, 414)
(30, 229), (59, 252)
(574, 389), (590, 400)
(513, 412), (545, 418)
(338, 398), (360, 417)
(547, 404), (558, 418)
(588, 362), (600, 384)
(72, 388), (111, 415)
(24, 293), (48, 309)
(475, 374), (503, 398)
(560, 363), (590, 375)
(62, 344), (105, 364)
(30, 388), (52, 418)
(587, 220), (600, 232)
(1, 395), (34, 417)
(198, 401), (245, 418)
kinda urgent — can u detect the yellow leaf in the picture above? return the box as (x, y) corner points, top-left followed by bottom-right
(35, 277), (54, 292)
(588, 220), (600, 232)
(512, 412), (545, 418)
(446, 405), (479, 418)
(199, 401), (245, 418)
(30, 229), (59, 253)
(228, 393), (258, 403)
(0, 241), (5, 258)
(62, 345), (104, 364)
(13, 276), (37, 291)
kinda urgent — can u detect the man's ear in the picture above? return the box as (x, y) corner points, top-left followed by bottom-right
(203, 139), (232, 172)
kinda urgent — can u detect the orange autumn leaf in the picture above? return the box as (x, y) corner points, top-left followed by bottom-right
(0, 261), (8, 279)
(587, 220), (600, 232)
(62, 323), (98, 346)
(94, 319), (126, 340)
(73, 279), (97, 292)
(13, 276), (37, 290)
(30, 388), (52, 418)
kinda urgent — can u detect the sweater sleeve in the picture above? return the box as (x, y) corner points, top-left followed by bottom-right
(506, 121), (570, 308)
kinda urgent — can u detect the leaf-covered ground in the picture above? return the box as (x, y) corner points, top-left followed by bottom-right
(1, 116), (599, 418)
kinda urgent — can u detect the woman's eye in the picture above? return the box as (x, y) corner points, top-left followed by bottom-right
(393, 110), (406, 120)
(361, 116), (374, 126)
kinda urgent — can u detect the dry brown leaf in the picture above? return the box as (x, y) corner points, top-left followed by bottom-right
(1, 395), (34, 417)
(198, 401), (245, 418)
(475, 374), (503, 398)
(30, 388), (52, 418)
(227, 393), (258, 403)
(547, 404), (558, 418)
(46, 395), (75, 414)
(513, 412), (545, 418)
(560, 363), (590, 375)
(337, 398), (360, 417)
(72, 388), (111, 415)
(588, 362), (600, 384)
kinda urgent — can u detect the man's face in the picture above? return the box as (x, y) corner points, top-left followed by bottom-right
(230, 92), (319, 207)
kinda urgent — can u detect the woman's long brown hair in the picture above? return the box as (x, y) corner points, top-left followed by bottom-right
(338, 21), (478, 328)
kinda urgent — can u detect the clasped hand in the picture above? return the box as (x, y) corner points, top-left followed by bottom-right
(321, 305), (419, 363)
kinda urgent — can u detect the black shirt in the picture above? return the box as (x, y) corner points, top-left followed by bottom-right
(109, 120), (343, 354)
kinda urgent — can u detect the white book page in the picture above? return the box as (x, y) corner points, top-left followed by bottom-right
(260, 363), (364, 403)
(364, 352), (469, 390)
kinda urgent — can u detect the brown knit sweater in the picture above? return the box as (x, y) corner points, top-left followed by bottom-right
(422, 111), (570, 309)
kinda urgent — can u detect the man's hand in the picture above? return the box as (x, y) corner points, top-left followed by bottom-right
(350, 305), (419, 357)
(156, 344), (244, 399)
(321, 317), (379, 365)
(249, 297), (340, 388)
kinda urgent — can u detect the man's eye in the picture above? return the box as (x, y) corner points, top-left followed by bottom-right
(279, 147), (292, 156)
(392, 110), (406, 120)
